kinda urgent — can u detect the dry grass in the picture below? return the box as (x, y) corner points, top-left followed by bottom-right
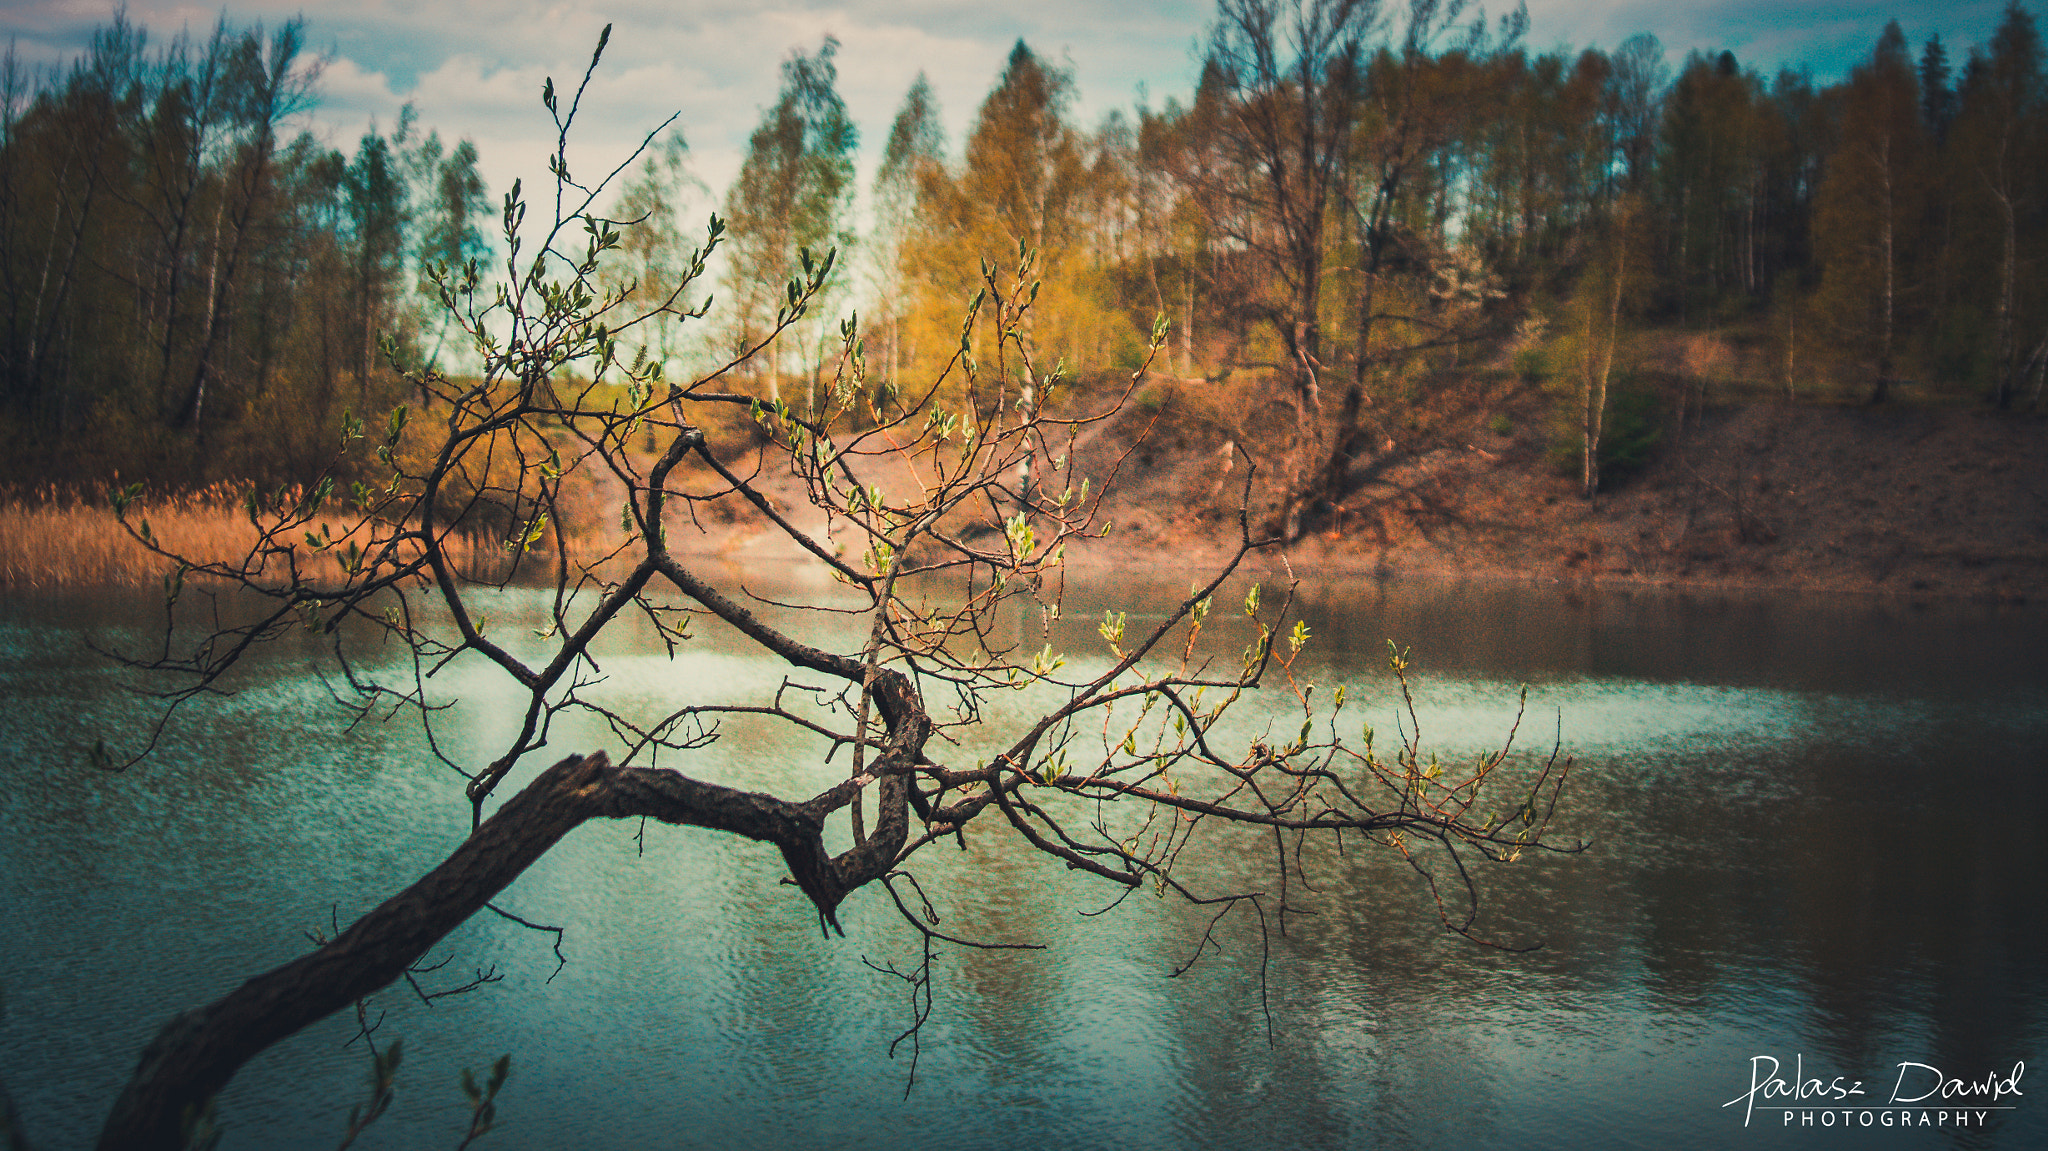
(0, 483), (639, 589)
(0, 484), (267, 588)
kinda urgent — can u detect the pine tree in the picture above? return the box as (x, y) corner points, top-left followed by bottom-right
(1810, 22), (1928, 401)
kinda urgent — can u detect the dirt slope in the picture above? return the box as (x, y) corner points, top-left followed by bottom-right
(1064, 397), (2048, 603)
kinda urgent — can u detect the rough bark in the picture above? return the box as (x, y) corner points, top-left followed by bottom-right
(97, 748), (917, 1151)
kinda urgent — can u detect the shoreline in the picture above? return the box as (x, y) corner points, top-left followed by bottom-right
(3, 495), (2040, 608)
(1051, 536), (2044, 607)
(5, 402), (2043, 607)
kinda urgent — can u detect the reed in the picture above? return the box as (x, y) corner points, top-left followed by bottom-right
(0, 484), (257, 588)
(0, 484), (629, 589)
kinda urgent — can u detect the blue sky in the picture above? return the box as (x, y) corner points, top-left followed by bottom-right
(0, 1), (2022, 217)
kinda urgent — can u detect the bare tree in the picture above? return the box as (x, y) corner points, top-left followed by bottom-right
(1313, 0), (1526, 528)
(1197, 0), (1377, 539)
(1188, 0), (1527, 540)
(171, 18), (312, 429)
(91, 30), (1577, 1150)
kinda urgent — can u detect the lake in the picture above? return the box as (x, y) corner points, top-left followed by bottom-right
(3, 569), (2045, 1149)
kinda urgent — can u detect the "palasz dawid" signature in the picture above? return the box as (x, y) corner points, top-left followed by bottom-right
(1724, 1055), (2025, 1129)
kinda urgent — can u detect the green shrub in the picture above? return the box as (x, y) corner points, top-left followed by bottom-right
(1546, 371), (1664, 486)
(1598, 377), (1664, 480)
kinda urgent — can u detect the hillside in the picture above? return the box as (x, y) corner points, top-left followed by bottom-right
(1040, 387), (2048, 603)
(7, 383), (2041, 604)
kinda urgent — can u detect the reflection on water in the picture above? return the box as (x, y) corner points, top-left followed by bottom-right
(2, 573), (2045, 1149)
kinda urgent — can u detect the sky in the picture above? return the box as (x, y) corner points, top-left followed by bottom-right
(0, 0), (2025, 224)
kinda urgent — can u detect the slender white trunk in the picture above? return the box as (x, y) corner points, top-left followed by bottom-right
(1583, 208), (1627, 500)
(1784, 312), (1796, 402)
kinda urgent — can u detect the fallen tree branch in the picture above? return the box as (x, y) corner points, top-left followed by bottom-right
(98, 749), (913, 1150)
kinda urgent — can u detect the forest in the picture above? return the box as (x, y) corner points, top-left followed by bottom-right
(1, 1), (2042, 529)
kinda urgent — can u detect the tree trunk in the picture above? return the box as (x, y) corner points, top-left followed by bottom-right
(1583, 211), (1626, 501)
(98, 747), (914, 1150)
(27, 144), (106, 419)
(1870, 136), (1895, 405)
(177, 127), (280, 428)
(1580, 300), (1599, 499)
(1784, 311), (1796, 401)
(98, 753), (612, 1151)
(1994, 181), (2017, 409)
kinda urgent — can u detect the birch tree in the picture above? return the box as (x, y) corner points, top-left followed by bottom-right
(171, 18), (310, 429)
(870, 74), (944, 391)
(721, 37), (857, 406)
(1950, 2), (2044, 406)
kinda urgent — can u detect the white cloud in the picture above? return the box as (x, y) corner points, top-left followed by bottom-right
(307, 54), (403, 132)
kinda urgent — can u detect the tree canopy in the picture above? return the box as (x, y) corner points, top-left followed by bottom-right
(7, 2), (2047, 504)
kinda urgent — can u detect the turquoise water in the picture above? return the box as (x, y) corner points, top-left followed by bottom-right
(2, 574), (2044, 1149)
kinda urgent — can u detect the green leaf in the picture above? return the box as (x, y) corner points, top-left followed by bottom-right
(1029, 644), (1065, 678)
(506, 512), (550, 553)
(109, 481), (144, 519)
(1099, 610), (1127, 652)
